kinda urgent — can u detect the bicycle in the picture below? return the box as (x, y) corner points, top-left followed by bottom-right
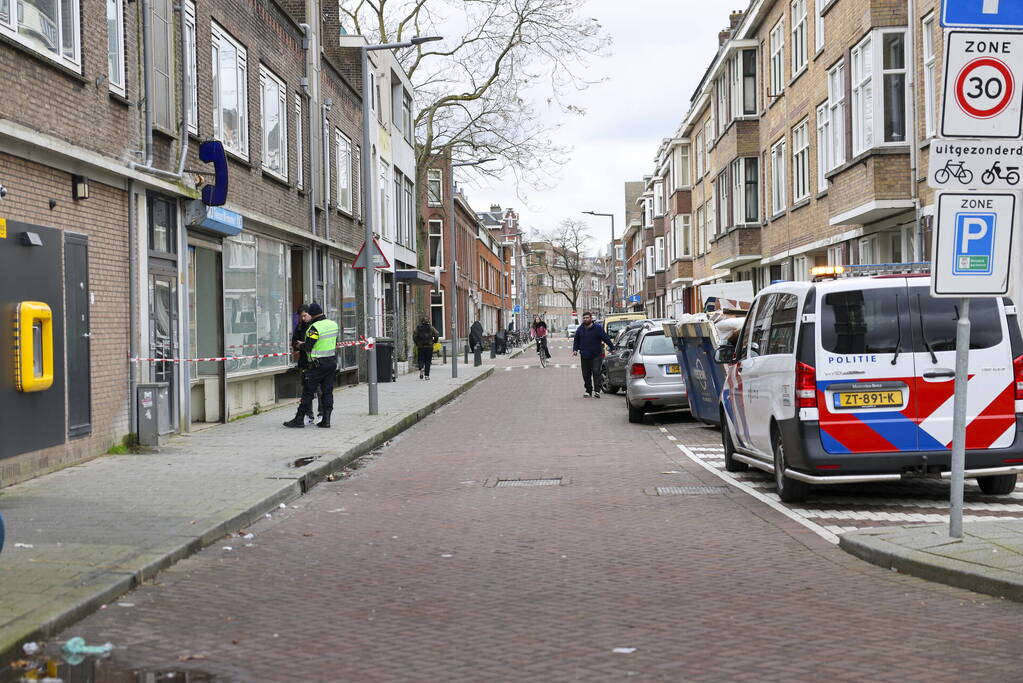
(933, 159), (974, 185)
(536, 337), (550, 368)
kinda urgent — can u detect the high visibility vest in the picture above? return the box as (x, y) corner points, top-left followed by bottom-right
(306, 318), (339, 359)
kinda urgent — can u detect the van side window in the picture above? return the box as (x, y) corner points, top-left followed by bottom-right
(914, 295), (1002, 351)
(820, 289), (904, 354)
(766, 294), (798, 355)
(749, 294), (778, 356)
(733, 310), (754, 361)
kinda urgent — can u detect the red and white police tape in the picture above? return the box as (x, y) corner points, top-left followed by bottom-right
(131, 337), (374, 363)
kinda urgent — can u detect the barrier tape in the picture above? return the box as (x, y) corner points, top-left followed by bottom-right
(131, 337), (375, 363)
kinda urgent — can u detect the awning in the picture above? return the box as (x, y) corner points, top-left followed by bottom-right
(394, 268), (437, 286)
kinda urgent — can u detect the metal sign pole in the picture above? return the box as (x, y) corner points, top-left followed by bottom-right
(949, 297), (971, 538)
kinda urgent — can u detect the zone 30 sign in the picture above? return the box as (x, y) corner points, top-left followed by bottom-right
(941, 31), (1023, 139)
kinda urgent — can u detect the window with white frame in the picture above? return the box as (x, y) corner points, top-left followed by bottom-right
(708, 191), (717, 239)
(793, 255), (809, 281)
(816, 103), (829, 190)
(665, 229), (673, 266)
(644, 196), (654, 227)
(430, 290), (445, 335)
(770, 19), (785, 96)
(294, 94), (303, 190)
(729, 56), (741, 123)
(732, 161), (743, 229)
(645, 246), (655, 277)
(675, 144), (691, 188)
(212, 23), (248, 158)
(717, 76), (729, 131)
(2, 0), (81, 69)
(427, 168), (442, 205)
(859, 235), (878, 264)
(717, 171), (730, 232)
(705, 121), (713, 151)
(742, 48), (757, 114)
(335, 129), (352, 213)
(107, 0), (125, 95)
(731, 157), (759, 224)
(260, 66), (288, 179)
(923, 14), (937, 138)
(655, 237), (665, 271)
(827, 59), (847, 168)
(771, 138), (787, 215)
(353, 145), (362, 218)
(853, 29), (908, 154)
(696, 207), (706, 255)
(674, 214), (692, 258)
(827, 245), (844, 266)
(852, 35), (873, 154)
(695, 131), (706, 178)
(815, 0), (825, 52)
(791, 0), (807, 75)
(379, 160), (390, 239)
(184, 1), (197, 133)
(404, 177), (415, 250)
(792, 120), (810, 201)
(654, 180), (665, 216)
(151, 0), (174, 130)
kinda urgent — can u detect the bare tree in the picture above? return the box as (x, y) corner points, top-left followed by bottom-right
(339, 0), (610, 192)
(539, 218), (591, 315)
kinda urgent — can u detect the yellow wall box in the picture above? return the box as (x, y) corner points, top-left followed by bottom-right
(14, 301), (54, 392)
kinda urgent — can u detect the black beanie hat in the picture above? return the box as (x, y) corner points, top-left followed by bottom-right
(307, 302), (324, 317)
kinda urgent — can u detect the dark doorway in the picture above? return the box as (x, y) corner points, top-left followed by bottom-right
(65, 233), (91, 438)
(291, 248), (305, 314)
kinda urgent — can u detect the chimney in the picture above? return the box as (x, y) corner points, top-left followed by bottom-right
(729, 10), (744, 31)
(490, 204), (501, 213)
(719, 29), (731, 46)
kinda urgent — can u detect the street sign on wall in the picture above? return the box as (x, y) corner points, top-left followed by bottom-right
(941, 31), (1023, 139)
(928, 139), (1023, 189)
(931, 192), (1015, 297)
(943, 0), (1023, 30)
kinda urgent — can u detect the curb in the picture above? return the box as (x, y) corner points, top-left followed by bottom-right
(0, 367), (494, 663)
(839, 531), (1023, 602)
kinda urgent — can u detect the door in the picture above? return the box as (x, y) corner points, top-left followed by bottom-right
(65, 233), (91, 438)
(741, 294), (777, 455)
(723, 299), (758, 451)
(815, 281), (917, 454)
(911, 291), (1016, 451)
(150, 269), (179, 431)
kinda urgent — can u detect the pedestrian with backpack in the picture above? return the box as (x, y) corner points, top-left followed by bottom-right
(413, 318), (440, 380)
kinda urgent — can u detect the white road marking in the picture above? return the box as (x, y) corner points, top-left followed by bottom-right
(674, 443), (841, 545)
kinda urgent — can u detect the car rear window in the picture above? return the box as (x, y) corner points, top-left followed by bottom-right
(820, 287), (1003, 354)
(640, 332), (675, 355)
(914, 293), (1002, 351)
(820, 289), (905, 355)
(606, 320), (630, 340)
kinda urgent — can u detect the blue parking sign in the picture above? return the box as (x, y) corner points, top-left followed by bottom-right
(953, 212), (996, 276)
(943, 0), (1023, 29)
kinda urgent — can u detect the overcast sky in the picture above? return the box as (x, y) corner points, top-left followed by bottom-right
(464, 0), (730, 254)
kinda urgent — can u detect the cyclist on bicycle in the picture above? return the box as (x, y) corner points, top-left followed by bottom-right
(531, 315), (551, 360)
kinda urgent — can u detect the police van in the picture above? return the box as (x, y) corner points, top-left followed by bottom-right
(715, 267), (1023, 502)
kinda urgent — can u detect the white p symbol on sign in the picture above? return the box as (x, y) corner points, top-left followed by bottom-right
(961, 217), (990, 251)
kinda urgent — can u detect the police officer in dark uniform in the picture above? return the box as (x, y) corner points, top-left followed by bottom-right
(284, 302), (338, 429)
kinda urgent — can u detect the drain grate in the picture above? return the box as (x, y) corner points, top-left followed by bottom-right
(495, 478), (562, 487)
(655, 485), (730, 496)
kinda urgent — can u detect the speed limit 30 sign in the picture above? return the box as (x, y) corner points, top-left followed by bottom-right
(942, 31), (1023, 139)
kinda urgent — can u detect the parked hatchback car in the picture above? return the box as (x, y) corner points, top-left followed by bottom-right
(716, 274), (1023, 502)
(625, 327), (688, 423)
(604, 319), (673, 393)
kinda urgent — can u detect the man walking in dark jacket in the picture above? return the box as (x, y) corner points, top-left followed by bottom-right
(572, 311), (616, 398)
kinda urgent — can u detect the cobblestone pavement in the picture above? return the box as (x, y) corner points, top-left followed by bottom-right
(48, 344), (1023, 682)
(653, 412), (1023, 543)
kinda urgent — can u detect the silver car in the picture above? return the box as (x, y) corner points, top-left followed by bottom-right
(625, 328), (688, 424)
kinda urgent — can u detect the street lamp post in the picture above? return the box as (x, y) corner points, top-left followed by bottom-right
(583, 211), (617, 313)
(360, 35), (440, 415)
(448, 156), (496, 379)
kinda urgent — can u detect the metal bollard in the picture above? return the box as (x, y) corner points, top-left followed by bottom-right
(490, 344), (496, 359)
(474, 345), (483, 366)
(464, 344), (469, 364)
(442, 345), (447, 364)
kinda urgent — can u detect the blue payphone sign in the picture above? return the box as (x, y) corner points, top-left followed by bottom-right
(943, 0), (1023, 29)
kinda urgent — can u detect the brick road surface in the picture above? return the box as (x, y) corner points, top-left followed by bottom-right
(50, 342), (1023, 681)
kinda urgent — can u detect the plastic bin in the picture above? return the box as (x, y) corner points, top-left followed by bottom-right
(375, 337), (395, 382)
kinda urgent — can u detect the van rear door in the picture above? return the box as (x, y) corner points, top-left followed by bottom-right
(910, 290), (1016, 451)
(815, 279), (919, 454)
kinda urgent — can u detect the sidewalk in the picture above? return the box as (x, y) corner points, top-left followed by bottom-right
(0, 361), (495, 660)
(841, 521), (1023, 601)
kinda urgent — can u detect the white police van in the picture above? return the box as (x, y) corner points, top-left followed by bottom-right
(716, 268), (1023, 502)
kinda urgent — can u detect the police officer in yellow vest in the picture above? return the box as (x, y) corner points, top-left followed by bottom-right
(284, 302), (339, 429)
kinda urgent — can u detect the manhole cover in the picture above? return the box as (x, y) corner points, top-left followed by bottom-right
(655, 486), (729, 496)
(495, 478), (562, 487)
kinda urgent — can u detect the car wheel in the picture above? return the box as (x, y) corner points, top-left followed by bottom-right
(772, 427), (809, 503)
(600, 367), (615, 393)
(977, 473), (1018, 495)
(721, 411), (748, 472)
(628, 401), (645, 424)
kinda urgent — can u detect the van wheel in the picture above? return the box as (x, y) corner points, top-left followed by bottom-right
(977, 473), (1018, 495)
(773, 428), (809, 503)
(721, 412), (748, 472)
(628, 402), (645, 424)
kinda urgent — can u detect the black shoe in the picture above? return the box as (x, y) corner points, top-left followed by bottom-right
(283, 415), (305, 428)
(317, 414), (331, 429)
(584, 391), (592, 398)
(593, 391), (601, 398)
